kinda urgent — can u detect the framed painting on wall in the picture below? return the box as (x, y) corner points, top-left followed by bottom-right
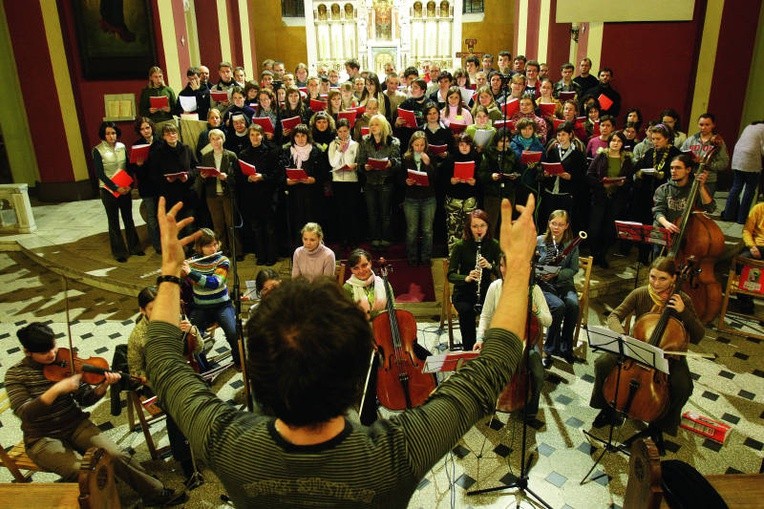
(74, 0), (156, 80)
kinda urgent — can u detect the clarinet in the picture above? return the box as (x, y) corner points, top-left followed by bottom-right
(473, 236), (483, 312)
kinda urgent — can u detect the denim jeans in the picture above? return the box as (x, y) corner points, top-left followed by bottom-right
(542, 288), (579, 355)
(403, 196), (436, 262)
(365, 182), (393, 241)
(142, 196), (161, 252)
(723, 170), (761, 224)
(190, 302), (239, 365)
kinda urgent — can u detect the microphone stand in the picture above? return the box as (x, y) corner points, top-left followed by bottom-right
(227, 179), (253, 412)
(468, 254), (552, 509)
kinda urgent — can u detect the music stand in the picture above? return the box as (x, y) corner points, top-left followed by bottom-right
(615, 221), (673, 288)
(580, 325), (669, 485)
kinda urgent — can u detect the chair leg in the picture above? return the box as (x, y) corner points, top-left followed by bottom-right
(130, 393), (159, 460)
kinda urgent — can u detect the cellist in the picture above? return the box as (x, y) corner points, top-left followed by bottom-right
(343, 248), (394, 425)
(589, 256), (705, 453)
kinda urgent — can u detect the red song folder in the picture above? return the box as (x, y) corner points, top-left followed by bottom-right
(286, 168), (309, 180)
(397, 108), (418, 128)
(129, 144), (150, 164)
(281, 115), (301, 131)
(521, 151), (542, 164)
(251, 117), (274, 134)
(109, 169), (133, 197)
(338, 109), (357, 128)
(210, 89), (229, 102)
(501, 98), (519, 117)
(541, 162), (564, 175)
(453, 161), (475, 180)
(407, 169), (430, 186)
(149, 95), (169, 109)
(238, 160), (257, 177)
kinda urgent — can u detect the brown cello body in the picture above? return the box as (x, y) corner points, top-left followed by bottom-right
(372, 262), (437, 411)
(496, 315), (539, 413)
(372, 309), (436, 410)
(602, 267), (691, 423)
(674, 213), (725, 323)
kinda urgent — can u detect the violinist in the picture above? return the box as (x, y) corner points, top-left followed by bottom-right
(448, 209), (502, 351)
(145, 195), (534, 507)
(127, 286), (203, 488)
(4, 322), (186, 506)
(537, 210), (580, 367)
(474, 253), (552, 421)
(589, 256), (705, 453)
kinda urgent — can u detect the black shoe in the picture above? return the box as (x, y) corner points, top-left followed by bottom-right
(116, 256), (127, 263)
(133, 251), (146, 256)
(564, 352), (576, 364)
(144, 488), (189, 507)
(593, 408), (623, 428)
(542, 356), (553, 369)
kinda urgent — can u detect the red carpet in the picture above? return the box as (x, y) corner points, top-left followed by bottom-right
(383, 259), (436, 303)
(332, 242), (436, 303)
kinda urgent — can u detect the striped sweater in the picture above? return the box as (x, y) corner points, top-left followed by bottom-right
(146, 320), (522, 508)
(187, 253), (230, 307)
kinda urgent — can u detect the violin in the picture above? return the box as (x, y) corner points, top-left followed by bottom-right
(43, 347), (140, 385)
(601, 262), (693, 423)
(372, 260), (437, 410)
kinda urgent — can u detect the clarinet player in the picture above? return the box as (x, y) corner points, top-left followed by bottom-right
(447, 209), (502, 350)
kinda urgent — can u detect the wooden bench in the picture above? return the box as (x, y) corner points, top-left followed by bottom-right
(0, 447), (120, 508)
(0, 390), (41, 482)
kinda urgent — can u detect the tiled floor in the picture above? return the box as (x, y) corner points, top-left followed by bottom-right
(0, 197), (762, 508)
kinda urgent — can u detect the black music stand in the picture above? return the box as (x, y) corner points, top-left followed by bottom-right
(580, 325), (669, 485)
(615, 221), (673, 288)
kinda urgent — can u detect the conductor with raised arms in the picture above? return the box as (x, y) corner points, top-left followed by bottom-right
(146, 193), (537, 507)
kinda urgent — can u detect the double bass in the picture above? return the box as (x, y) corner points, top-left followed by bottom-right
(372, 262), (437, 410)
(601, 263), (693, 422)
(667, 139), (725, 323)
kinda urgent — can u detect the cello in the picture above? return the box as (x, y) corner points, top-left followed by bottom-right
(667, 139), (725, 323)
(496, 314), (540, 412)
(601, 262), (693, 422)
(372, 261), (437, 410)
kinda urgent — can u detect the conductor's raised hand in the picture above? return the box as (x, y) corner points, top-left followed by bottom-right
(499, 194), (536, 268)
(157, 197), (201, 276)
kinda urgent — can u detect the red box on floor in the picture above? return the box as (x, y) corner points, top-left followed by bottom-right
(680, 411), (731, 444)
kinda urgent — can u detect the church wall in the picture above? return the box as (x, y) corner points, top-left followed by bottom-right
(462, 0), (515, 64)
(249, 3), (308, 73)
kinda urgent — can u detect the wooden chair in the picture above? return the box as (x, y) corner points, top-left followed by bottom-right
(717, 255), (764, 341)
(439, 258), (459, 348)
(126, 390), (169, 461)
(0, 447), (120, 508)
(0, 391), (41, 482)
(573, 255), (594, 359)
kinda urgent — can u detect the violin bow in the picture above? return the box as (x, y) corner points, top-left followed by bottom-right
(62, 275), (77, 377)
